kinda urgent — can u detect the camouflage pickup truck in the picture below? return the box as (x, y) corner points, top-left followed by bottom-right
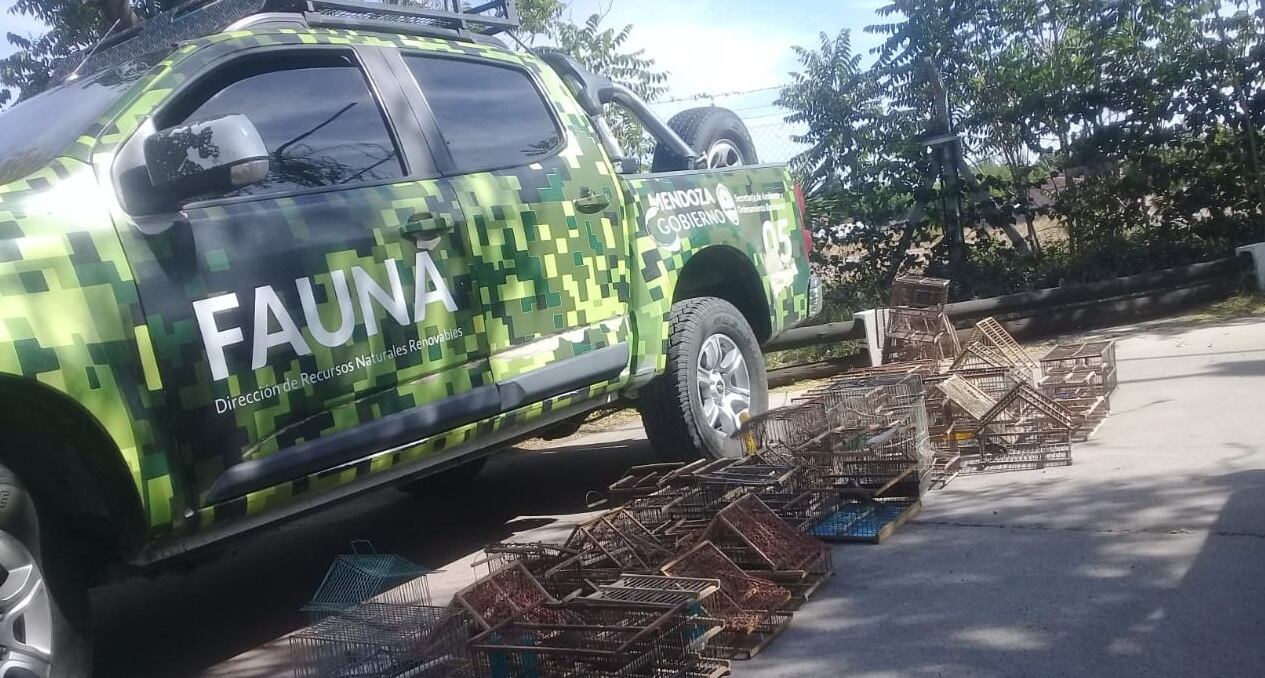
(0, 0), (819, 673)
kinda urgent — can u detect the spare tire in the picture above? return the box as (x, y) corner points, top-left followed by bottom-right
(650, 107), (759, 173)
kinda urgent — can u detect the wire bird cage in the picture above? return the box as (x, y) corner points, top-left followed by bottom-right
(662, 542), (794, 659)
(1039, 340), (1118, 440)
(468, 599), (710, 678)
(605, 461), (700, 504)
(479, 542), (589, 600)
(889, 275), (951, 310)
(805, 498), (922, 545)
(882, 307), (960, 363)
(952, 317), (1041, 383)
(697, 495), (833, 604)
(923, 366), (1022, 486)
(622, 491), (688, 537)
(290, 603), (472, 678)
(936, 375), (1076, 475)
(584, 574), (727, 660)
(302, 541), (432, 623)
(563, 509), (675, 574)
(452, 562), (558, 632)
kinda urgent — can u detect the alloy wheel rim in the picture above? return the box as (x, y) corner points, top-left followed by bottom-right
(696, 333), (752, 438)
(704, 139), (744, 169)
(0, 532), (52, 678)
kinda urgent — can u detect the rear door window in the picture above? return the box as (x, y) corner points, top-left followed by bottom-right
(403, 56), (562, 173)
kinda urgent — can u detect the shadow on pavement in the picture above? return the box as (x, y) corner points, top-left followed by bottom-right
(91, 436), (656, 678)
(742, 469), (1265, 678)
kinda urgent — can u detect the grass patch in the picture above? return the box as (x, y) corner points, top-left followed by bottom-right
(1185, 292), (1265, 322)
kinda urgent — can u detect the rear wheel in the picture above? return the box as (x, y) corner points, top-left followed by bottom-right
(638, 298), (768, 460)
(0, 464), (90, 678)
(651, 107), (759, 173)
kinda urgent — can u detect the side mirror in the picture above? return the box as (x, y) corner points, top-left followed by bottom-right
(144, 114), (268, 203)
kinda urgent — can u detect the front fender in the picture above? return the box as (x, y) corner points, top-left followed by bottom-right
(0, 159), (176, 534)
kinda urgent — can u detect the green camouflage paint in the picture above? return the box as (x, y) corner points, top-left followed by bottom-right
(0, 23), (811, 556)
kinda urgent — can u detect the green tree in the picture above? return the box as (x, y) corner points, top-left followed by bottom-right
(1, 0), (164, 106)
(778, 29), (936, 303)
(549, 12), (667, 161)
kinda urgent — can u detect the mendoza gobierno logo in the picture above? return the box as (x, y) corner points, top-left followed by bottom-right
(644, 183), (742, 247)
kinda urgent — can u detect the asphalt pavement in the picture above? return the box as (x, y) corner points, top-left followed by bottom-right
(90, 313), (1265, 677)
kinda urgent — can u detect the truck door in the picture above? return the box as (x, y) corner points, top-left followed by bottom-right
(111, 46), (493, 511)
(395, 52), (632, 410)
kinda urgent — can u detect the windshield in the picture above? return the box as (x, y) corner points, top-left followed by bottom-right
(0, 60), (156, 186)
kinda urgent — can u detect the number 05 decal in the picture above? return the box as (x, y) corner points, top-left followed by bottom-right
(762, 218), (796, 294)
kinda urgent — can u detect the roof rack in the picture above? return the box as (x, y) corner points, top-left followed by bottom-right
(305, 0), (519, 36)
(59, 0), (519, 81)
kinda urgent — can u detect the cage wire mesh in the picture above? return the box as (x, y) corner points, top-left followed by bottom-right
(889, 275), (951, 310)
(661, 542), (794, 659)
(953, 317), (1041, 383)
(479, 542), (588, 599)
(563, 508), (675, 573)
(468, 600), (706, 678)
(302, 541), (433, 623)
(698, 495), (834, 600)
(452, 562), (556, 631)
(290, 603), (472, 678)
(883, 307), (961, 363)
(805, 498), (921, 544)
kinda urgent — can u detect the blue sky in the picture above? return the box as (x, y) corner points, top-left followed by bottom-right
(0, 0), (887, 160)
(0, 0), (888, 88)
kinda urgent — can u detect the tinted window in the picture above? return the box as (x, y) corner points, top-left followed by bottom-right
(175, 55), (403, 197)
(405, 56), (562, 172)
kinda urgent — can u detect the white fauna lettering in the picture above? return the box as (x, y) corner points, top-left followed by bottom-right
(194, 251), (459, 381)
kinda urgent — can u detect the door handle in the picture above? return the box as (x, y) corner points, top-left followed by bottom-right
(400, 212), (452, 240)
(573, 192), (611, 214)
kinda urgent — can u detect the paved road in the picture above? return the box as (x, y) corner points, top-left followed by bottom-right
(741, 315), (1265, 678)
(90, 314), (1265, 677)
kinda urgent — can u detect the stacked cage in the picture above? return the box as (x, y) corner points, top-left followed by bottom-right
(740, 372), (932, 543)
(561, 509), (677, 587)
(662, 542), (795, 659)
(480, 542), (589, 600)
(952, 317), (1042, 384)
(583, 574), (733, 675)
(882, 276), (961, 363)
(694, 495), (834, 604)
(456, 563), (723, 678)
(293, 543), (468, 678)
(1039, 340), (1118, 440)
(923, 365), (1023, 484)
(935, 375), (1077, 474)
(291, 604), (473, 678)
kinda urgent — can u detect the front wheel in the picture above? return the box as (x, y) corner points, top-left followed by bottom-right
(0, 464), (91, 678)
(638, 298), (768, 460)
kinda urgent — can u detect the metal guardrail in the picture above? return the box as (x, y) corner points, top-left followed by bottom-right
(763, 255), (1251, 384)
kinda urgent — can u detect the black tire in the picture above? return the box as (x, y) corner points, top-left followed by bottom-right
(398, 456), (489, 499)
(0, 464), (91, 678)
(651, 107), (759, 173)
(638, 298), (768, 461)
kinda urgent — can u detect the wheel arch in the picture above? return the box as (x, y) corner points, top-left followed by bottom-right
(0, 375), (147, 574)
(671, 245), (773, 342)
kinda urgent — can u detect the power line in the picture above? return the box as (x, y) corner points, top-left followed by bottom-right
(656, 83), (787, 105)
